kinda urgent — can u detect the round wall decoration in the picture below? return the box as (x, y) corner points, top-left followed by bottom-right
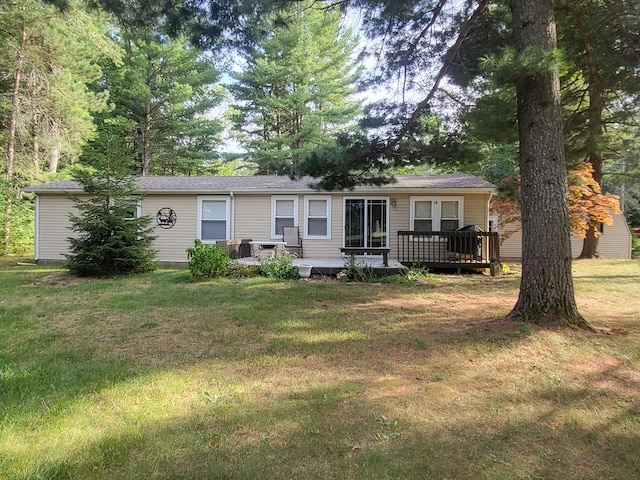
(156, 208), (177, 229)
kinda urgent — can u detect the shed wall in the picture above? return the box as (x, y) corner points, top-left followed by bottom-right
(498, 210), (632, 260)
(36, 194), (77, 260)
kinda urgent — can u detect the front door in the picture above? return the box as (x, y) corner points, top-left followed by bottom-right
(344, 198), (388, 248)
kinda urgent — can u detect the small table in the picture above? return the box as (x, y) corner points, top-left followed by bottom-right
(249, 241), (287, 258)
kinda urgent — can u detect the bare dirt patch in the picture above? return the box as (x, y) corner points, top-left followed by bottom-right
(33, 272), (93, 287)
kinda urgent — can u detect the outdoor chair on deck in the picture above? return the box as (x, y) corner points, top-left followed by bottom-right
(282, 226), (303, 258)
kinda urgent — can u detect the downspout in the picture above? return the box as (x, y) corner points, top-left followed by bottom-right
(229, 191), (235, 239)
(487, 191), (494, 231)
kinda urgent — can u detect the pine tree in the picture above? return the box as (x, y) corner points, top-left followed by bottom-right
(98, 31), (224, 176)
(230, 1), (362, 174)
(0, 0), (116, 255)
(66, 120), (157, 276)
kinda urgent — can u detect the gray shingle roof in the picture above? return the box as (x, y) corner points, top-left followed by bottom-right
(24, 173), (495, 194)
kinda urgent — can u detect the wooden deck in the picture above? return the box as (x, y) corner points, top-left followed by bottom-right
(225, 229), (502, 276)
(397, 230), (501, 274)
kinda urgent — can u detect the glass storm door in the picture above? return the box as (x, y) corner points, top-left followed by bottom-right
(344, 198), (388, 248)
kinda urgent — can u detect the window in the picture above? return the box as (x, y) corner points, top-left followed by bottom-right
(304, 196), (331, 239)
(410, 197), (463, 231)
(114, 196), (141, 220)
(413, 199), (433, 231)
(198, 196), (230, 242)
(272, 196), (298, 238)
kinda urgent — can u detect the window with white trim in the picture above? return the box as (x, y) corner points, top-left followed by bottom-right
(271, 195), (298, 238)
(125, 195), (142, 220)
(198, 196), (230, 242)
(304, 196), (331, 239)
(410, 197), (463, 231)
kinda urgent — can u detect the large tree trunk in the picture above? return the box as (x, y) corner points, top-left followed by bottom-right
(508, 0), (591, 329)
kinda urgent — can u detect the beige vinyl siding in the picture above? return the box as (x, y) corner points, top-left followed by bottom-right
(300, 194), (342, 258)
(499, 228), (524, 260)
(35, 190), (495, 263)
(231, 194), (340, 258)
(37, 194), (200, 263)
(36, 194), (78, 260)
(142, 195), (198, 263)
(463, 194), (490, 229)
(233, 195), (273, 241)
(389, 195), (411, 258)
(569, 211), (632, 259)
(233, 194), (344, 258)
(596, 212), (632, 258)
(498, 210), (631, 260)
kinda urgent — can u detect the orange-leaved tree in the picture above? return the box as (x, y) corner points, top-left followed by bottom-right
(568, 163), (621, 238)
(492, 163), (621, 240)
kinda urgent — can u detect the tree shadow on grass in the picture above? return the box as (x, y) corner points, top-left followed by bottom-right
(20, 365), (640, 480)
(4, 269), (638, 478)
(0, 348), (149, 421)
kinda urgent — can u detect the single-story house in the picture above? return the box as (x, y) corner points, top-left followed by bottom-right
(24, 174), (499, 268)
(492, 209), (633, 260)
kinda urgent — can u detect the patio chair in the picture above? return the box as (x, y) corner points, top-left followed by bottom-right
(282, 226), (303, 258)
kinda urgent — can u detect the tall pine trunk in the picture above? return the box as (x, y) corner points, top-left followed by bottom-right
(579, 32), (604, 258)
(3, 23), (26, 256)
(508, 0), (591, 329)
(560, 0), (605, 259)
(48, 121), (62, 173)
(141, 102), (152, 176)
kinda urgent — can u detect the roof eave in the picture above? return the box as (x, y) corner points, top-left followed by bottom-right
(26, 186), (496, 195)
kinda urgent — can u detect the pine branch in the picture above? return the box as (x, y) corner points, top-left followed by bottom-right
(382, 0), (491, 155)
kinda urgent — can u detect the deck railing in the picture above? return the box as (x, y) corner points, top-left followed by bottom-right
(397, 230), (500, 270)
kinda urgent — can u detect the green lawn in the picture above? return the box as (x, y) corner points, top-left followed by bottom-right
(1, 259), (639, 479)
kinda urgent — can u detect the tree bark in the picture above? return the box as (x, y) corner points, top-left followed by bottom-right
(3, 22), (26, 256)
(508, 0), (591, 329)
(579, 41), (604, 258)
(141, 102), (152, 176)
(48, 121), (61, 173)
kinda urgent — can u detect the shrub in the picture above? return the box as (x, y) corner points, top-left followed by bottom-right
(186, 240), (235, 278)
(228, 262), (261, 278)
(405, 266), (434, 282)
(375, 267), (434, 284)
(259, 252), (299, 280)
(339, 254), (374, 282)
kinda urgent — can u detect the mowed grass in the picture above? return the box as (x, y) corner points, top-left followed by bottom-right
(1, 259), (639, 480)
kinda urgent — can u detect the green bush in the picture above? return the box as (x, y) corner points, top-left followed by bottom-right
(259, 252), (299, 280)
(632, 233), (640, 259)
(339, 254), (374, 282)
(186, 240), (235, 278)
(228, 262), (261, 278)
